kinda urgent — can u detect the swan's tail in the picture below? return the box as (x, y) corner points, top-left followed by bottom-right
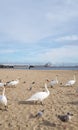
(65, 83), (70, 86)
(26, 98), (32, 101)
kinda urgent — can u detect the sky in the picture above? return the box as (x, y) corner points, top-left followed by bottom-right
(0, 0), (78, 65)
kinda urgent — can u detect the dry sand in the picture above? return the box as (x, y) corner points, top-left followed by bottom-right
(0, 69), (78, 130)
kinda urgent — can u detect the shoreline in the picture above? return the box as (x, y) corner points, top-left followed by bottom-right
(0, 67), (78, 71)
(0, 64), (78, 70)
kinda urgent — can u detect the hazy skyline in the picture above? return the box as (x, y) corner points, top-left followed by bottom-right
(0, 0), (78, 64)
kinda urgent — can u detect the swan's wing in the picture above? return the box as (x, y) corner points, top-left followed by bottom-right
(13, 80), (19, 84)
(0, 96), (7, 105)
(50, 80), (57, 85)
(65, 81), (71, 86)
(7, 80), (19, 86)
(26, 92), (48, 101)
(0, 95), (2, 100)
(7, 81), (13, 86)
(65, 80), (75, 86)
(2, 96), (7, 105)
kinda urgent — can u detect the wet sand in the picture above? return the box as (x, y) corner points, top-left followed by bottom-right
(0, 69), (78, 130)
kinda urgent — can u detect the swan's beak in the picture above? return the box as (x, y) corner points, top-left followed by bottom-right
(46, 79), (49, 82)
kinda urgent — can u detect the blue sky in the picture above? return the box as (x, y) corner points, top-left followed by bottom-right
(0, 0), (78, 65)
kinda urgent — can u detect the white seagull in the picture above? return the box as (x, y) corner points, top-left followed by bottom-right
(47, 75), (58, 87)
(0, 87), (7, 110)
(26, 83), (50, 104)
(65, 74), (76, 86)
(6, 79), (19, 87)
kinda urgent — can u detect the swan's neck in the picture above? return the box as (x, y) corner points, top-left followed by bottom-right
(56, 76), (58, 83)
(45, 83), (50, 94)
(74, 75), (76, 81)
(2, 87), (5, 96)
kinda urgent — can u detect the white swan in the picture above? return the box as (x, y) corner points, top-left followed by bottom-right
(26, 83), (50, 104)
(6, 79), (19, 87)
(47, 75), (58, 87)
(0, 87), (7, 110)
(65, 75), (76, 86)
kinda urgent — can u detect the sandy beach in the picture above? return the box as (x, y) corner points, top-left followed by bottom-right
(0, 69), (78, 130)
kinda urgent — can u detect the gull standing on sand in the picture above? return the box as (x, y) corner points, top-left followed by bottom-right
(26, 83), (50, 104)
(35, 110), (44, 118)
(0, 87), (8, 110)
(57, 112), (73, 122)
(65, 74), (76, 86)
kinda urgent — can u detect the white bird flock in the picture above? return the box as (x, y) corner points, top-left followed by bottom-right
(0, 73), (76, 113)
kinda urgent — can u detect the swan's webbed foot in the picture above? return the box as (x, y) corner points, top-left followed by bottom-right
(29, 87), (32, 90)
(34, 101), (38, 104)
(40, 101), (44, 105)
(13, 85), (16, 88)
(4, 105), (8, 111)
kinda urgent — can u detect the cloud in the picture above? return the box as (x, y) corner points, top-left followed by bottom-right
(38, 45), (78, 63)
(45, 0), (78, 22)
(0, 44), (78, 64)
(0, 49), (18, 54)
(55, 35), (78, 42)
(0, 0), (78, 64)
(0, 0), (78, 43)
